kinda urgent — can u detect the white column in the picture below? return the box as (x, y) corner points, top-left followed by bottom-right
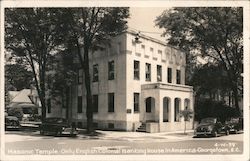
(159, 95), (163, 123)
(154, 96), (160, 122)
(170, 97), (175, 123)
(180, 98), (185, 122)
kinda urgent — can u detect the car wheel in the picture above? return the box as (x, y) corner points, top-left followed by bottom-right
(212, 131), (218, 137)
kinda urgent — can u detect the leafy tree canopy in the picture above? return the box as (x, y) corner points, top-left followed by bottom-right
(156, 7), (243, 111)
(5, 64), (33, 91)
(190, 63), (231, 96)
(5, 8), (70, 121)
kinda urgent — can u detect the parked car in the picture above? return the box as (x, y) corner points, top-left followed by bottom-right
(5, 116), (20, 130)
(225, 117), (243, 134)
(195, 117), (230, 137)
(39, 117), (77, 137)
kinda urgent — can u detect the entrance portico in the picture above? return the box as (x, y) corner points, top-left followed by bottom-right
(141, 83), (194, 132)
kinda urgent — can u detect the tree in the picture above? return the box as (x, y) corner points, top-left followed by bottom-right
(64, 8), (129, 133)
(191, 63), (232, 101)
(5, 64), (33, 91)
(194, 99), (240, 123)
(180, 108), (193, 134)
(156, 7), (243, 113)
(47, 45), (77, 119)
(5, 8), (67, 122)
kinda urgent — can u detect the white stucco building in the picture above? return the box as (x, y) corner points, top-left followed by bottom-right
(52, 30), (194, 133)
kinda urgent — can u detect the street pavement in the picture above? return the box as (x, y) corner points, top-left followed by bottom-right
(4, 130), (243, 155)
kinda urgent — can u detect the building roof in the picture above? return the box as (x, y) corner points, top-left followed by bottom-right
(9, 89), (32, 103)
(126, 29), (185, 53)
(8, 91), (19, 101)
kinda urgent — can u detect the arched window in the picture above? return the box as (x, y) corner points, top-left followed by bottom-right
(184, 99), (190, 110)
(163, 97), (171, 122)
(146, 97), (155, 113)
(174, 98), (181, 122)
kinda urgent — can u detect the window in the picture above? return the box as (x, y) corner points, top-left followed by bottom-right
(176, 69), (181, 84)
(47, 98), (51, 113)
(108, 123), (114, 129)
(145, 63), (151, 81)
(168, 68), (172, 83)
(77, 96), (82, 113)
(93, 95), (98, 113)
(150, 47), (154, 52)
(93, 64), (98, 82)
(157, 65), (162, 82)
(158, 50), (162, 54)
(108, 93), (114, 112)
(108, 61), (115, 80)
(134, 93), (140, 112)
(93, 122), (98, 128)
(174, 98), (180, 122)
(146, 97), (152, 113)
(78, 69), (83, 84)
(134, 60), (140, 80)
(77, 122), (82, 128)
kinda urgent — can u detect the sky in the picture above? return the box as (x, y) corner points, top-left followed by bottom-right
(127, 7), (206, 64)
(127, 7), (168, 42)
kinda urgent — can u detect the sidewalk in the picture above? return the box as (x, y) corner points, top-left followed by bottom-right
(77, 129), (195, 142)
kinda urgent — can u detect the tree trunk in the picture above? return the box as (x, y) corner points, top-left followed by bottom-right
(232, 86), (240, 115)
(65, 88), (69, 119)
(184, 121), (187, 134)
(40, 66), (47, 122)
(75, 37), (94, 134)
(83, 46), (94, 134)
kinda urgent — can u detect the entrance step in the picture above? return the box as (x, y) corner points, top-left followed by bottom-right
(136, 122), (146, 132)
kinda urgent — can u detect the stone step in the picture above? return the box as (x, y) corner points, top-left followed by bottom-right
(136, 123), (146, 132)
(136, 128), (146, 132)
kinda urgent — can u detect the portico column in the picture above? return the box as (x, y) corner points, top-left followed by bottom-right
(170, 97), (175, 122)
(154, 96), (161, 122)
(158, 95), (163, 123)
(181, 99), (185, 122)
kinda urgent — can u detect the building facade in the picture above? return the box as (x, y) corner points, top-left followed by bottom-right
(52, 30), (194, 133)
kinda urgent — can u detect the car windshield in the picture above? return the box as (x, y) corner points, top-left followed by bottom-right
(200, 118), (216, 124)
(22, 107), (33, 114)
(45, 118), (67, 124)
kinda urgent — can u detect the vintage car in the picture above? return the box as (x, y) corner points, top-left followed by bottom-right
(225, 117), (243, 134)
(5, 116), (20, 130)
(39, 117), (78, 137)
(195, 117), (230, 137)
